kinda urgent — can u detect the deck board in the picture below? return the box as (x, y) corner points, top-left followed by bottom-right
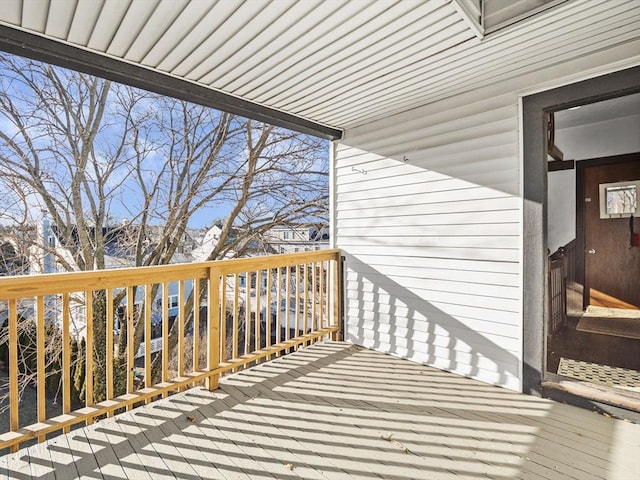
(2, 342), (640, 480)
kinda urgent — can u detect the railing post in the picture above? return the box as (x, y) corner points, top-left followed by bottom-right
(207, 266), (221, 391)
(330, 253), (342, 341)
(339, 255), (345, 342)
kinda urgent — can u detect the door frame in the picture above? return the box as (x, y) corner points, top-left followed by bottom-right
(576, 153), (640, 311)
(522, 65), (640, 396)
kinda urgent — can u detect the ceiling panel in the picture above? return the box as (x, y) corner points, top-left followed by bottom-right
(22, 0), (48, 32)
(67, 0), (103, 45)
(87, 0), (131, 52)
(229, 0), (402, 99)
(2, 0), (21, 25)
(44, 0), (77, 39)
(184, 0), (297, 82)
(265, 1), (455, 108)
(208, 1), (327, 88)
(154, 0), (238, 73)
(107, 0), (160, 57)
(0, 0), (638, 135)
(123, 0), (188, 62)
(320, 0), (640, 127)
(140, 0), (214, 68)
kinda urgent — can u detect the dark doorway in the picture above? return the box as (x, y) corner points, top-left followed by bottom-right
(522, 65), (640, 403)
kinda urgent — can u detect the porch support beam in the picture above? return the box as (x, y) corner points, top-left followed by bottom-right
(0, 25), (343, 141)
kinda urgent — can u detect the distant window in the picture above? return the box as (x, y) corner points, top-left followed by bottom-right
(282, 231), (293, 240)
(168, 295), (179, 308)
(47, 236), (55, 247)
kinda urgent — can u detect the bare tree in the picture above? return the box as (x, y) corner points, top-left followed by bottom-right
(0, 54), (328, 404)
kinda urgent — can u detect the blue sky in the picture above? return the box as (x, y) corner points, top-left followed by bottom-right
(0, 54), (329, 230)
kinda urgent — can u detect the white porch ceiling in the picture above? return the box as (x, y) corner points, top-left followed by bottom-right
(0, 0), (639, 136)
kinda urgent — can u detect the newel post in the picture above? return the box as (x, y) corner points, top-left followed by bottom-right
(207, 266), (221, 391)
(330, 253), (343, 341)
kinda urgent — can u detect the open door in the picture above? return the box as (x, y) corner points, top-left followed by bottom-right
(582, 156), (640, 311)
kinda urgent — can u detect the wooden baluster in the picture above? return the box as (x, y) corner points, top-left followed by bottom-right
(312, 262), (318, 334)
(126, 286), (134, 410)
(219, 276), (226, 365)
(207, 268), (220, 391)
(266, 269), (273, 357)
(162, 282), (169, 398)
(244, 271), (250, 358)
(85, 291), (94, 423)
(276, 267), (282, 352)
(36, 296), (46, 442)
(194, 278), (202, 373)
(254, 270), (261, 355)
(304, 263), (309, 345)
(319, 261), (326, 333)
(62, 293), (71, 432)
(106, 288), (114, 416)
(178, 280), (185, 382)
(285, 266), (291, 343)
(296, 265), (302, 341)
(8, 299), (19, 452)
(233, 273), (239, 366)
(144, 284), (152, 402)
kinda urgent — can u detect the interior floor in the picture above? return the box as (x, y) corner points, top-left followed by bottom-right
(547, 316), (640, 377)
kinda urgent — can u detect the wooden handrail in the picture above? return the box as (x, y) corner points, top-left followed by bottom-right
(0, 249), (341, 300)
(0, 249), (342, 452)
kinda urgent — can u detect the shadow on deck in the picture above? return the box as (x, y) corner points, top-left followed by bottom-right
(0, 342), (638, 480)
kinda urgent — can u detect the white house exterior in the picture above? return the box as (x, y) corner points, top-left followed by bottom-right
(265, 225), (330, 254)
(0, 0), (638, 399)
(190, 224), (225, 262)
(335, 52), (639, 391)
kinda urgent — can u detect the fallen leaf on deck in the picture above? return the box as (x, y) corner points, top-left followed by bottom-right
(284, 463), (295, 470)
(186, 416), (197, 423)
(381, 433), (410, 454)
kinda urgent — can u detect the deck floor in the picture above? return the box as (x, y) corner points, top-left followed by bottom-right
(1, 342), (638, 480)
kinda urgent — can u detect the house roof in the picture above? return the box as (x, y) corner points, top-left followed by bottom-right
(0, 0), (638, 139)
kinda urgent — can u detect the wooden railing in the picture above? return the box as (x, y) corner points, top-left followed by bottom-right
(0, 249), (342, 451)
(548, 240), (575, 337)
(548, 258), (566, 337)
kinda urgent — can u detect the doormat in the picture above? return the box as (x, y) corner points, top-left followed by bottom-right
(576, 316), (640, 339)
(557, 358), (640, 391)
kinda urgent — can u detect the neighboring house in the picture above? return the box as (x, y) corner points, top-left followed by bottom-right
(264, 225), (329, 254)
(1, 0), (639, 406)
(190, 223), (227, 262)
(0, 237), (28, 276)
(146, 225), (200, 257)
(190, 222), (253, 261)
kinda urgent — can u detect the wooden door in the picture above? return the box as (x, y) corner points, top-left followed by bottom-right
(583, 156), (640, 309)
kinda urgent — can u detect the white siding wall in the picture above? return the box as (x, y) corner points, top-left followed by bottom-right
(335, 42), (640, 392)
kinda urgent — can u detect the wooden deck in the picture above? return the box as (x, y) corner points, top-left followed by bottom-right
(0, 342), (638, 480)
